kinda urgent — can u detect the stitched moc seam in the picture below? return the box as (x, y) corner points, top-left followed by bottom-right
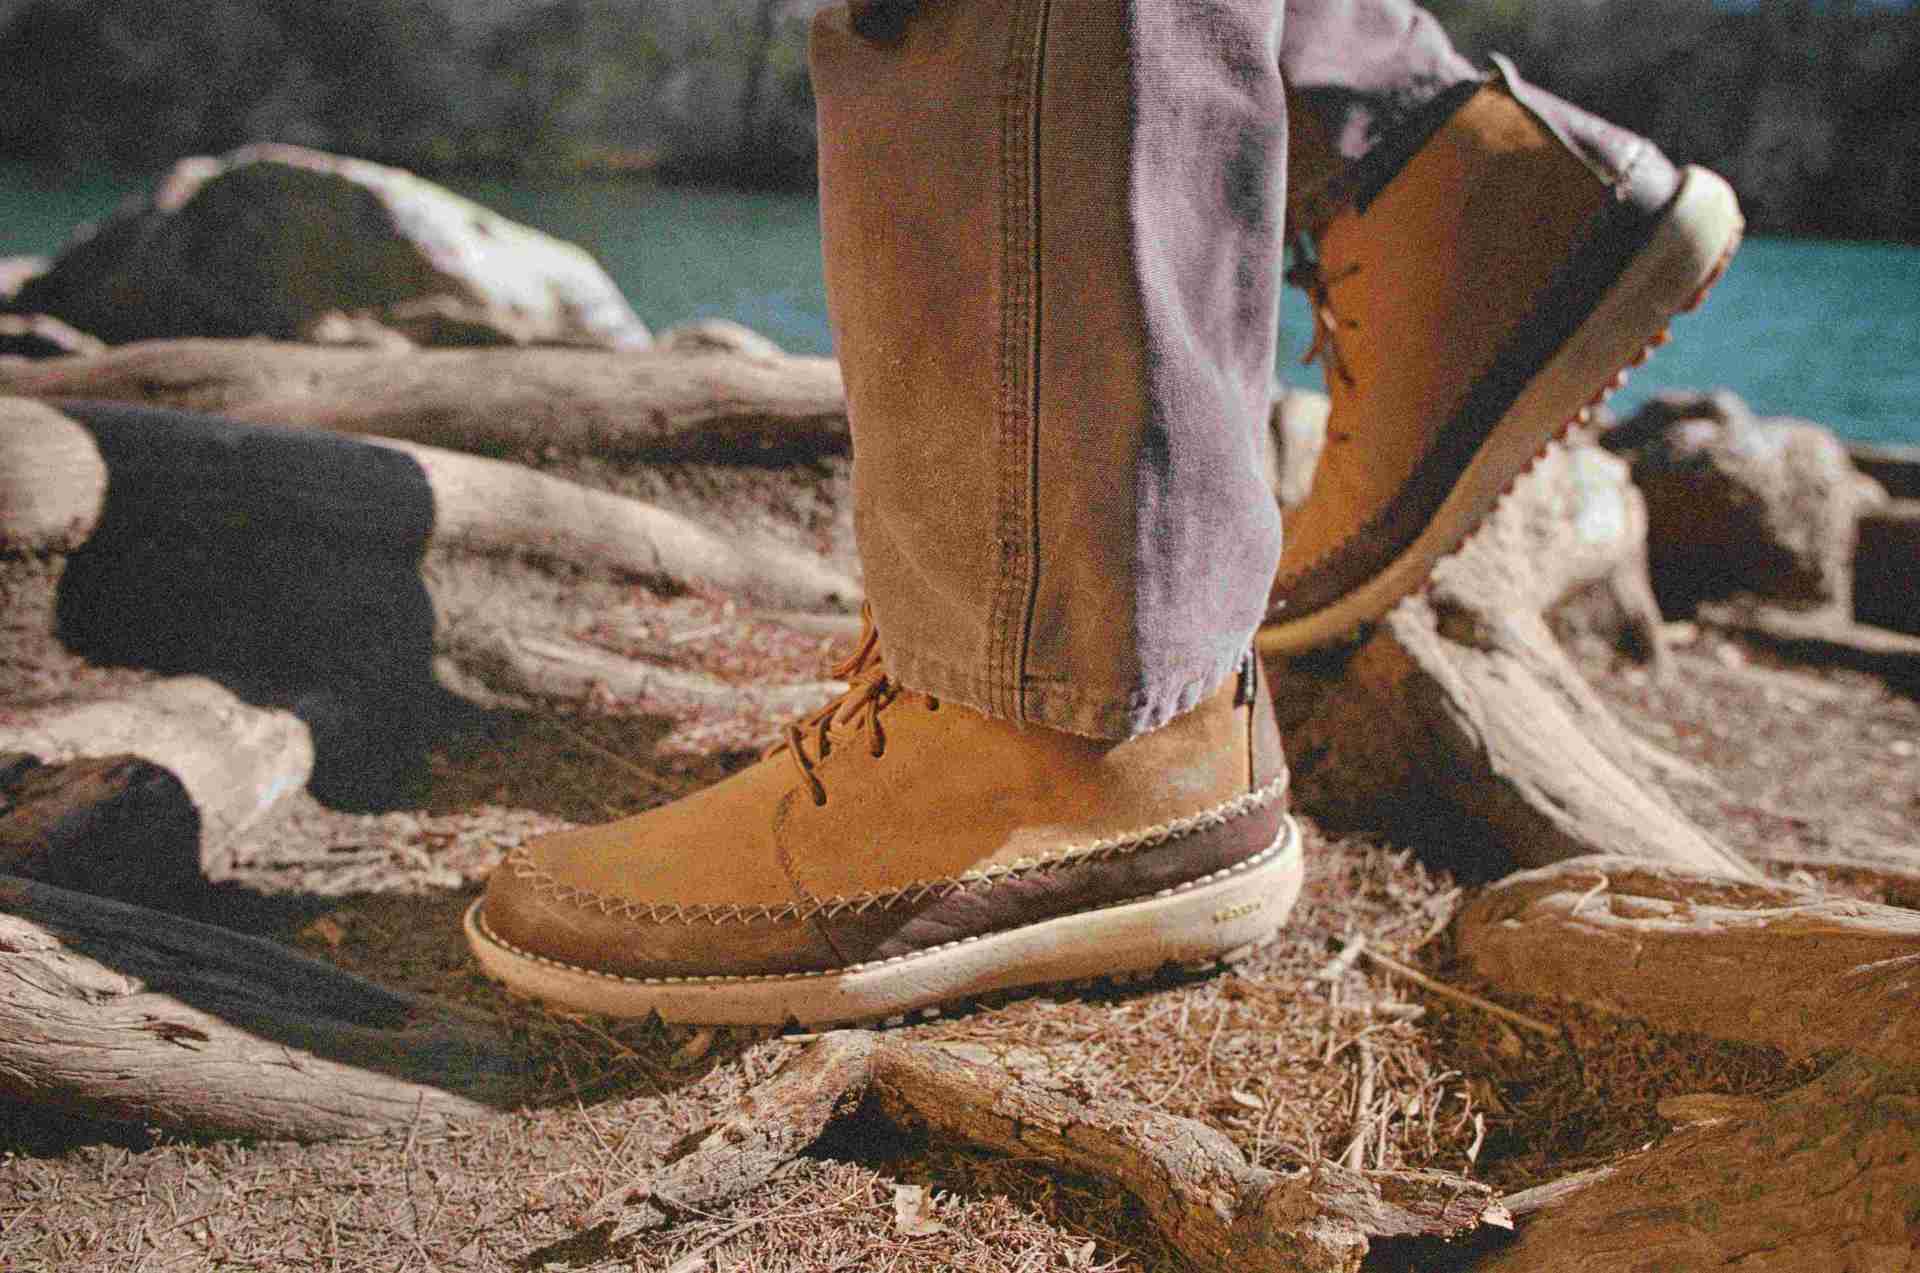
(504, 773), (1289, 927)
(478, 825), (1297, 987)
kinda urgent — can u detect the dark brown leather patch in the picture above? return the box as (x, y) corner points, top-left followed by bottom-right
(480, 865), (844, 981)
(814, 795), (1290, 967)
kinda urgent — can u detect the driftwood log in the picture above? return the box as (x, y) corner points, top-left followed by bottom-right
(0, 348), (868, 1139)
(0, 752), (206, 905)
(1269, 441), (1756, 879)
(578, 1030), (1503, 1273)
(1454, 859), (1920, 1270)
(0, 875), (524, 1141)
(0, 393), (852, 808)
(0, 336), (851, 462)
(4, 345), (1742, 872)
(0, 676), (314, 871)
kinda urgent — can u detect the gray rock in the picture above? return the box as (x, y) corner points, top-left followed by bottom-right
(1611, 390), (1886, 618)
(1264, 385), (1329, 511)
(14, 144), (651, 351)
(0, 255), (48, 303)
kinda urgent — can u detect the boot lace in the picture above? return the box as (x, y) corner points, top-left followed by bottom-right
(763, 605), (933, 807)
(1285, 234), (1359, 388)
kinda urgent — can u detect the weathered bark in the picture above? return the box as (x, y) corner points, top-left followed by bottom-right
(0, 338), (849, 463)
(0, 676), (314, 863)
(0, 876), (526, 1141)
(1453, 859), (1920, 1271)
(1474, 1056), (1920, 1272)
(584, 1030), (883, 1235)
(584, 1032), (1503, 1273)
(1271, 442), (1753, 877)
(1455, 857), (1920, 1068)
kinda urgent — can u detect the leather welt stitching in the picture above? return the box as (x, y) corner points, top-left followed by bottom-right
(506, 774), (1289, 928)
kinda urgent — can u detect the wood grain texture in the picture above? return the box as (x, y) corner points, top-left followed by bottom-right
(586, 1033), (1501, 1272)
(1456, 857), (1920, 1068)
(0, 876), (525, 1141)
(0, 339), (849, 461)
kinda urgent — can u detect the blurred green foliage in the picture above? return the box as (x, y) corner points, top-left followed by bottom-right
(0, 0), (813, 185)
(0, 0), (1914, 237)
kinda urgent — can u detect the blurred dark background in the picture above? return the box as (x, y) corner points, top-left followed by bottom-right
(0, 0), (1915, 241)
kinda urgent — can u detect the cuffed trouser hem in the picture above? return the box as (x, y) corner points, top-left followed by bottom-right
(882, 639), (1255, 742)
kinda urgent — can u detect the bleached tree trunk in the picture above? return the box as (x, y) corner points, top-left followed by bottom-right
(0, 876), (525, 1142)
(1454, 859), (1920, 1271)
(1270, 441), (1754, 878)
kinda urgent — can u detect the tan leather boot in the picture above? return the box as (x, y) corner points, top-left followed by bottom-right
(466, 613), (1299, 1024)
(1262, 59), (1744, 654)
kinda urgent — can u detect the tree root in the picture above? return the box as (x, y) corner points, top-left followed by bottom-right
(1450, 858), (1920, 1271)
(0, 339), (850, 463)
(581, 1031), (1503, 1273)
(1274, 442), (1755, 878)
(1455, 857), (1920, 1068)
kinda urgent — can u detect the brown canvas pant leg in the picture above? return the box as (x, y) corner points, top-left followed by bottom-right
(812, 0), (1288, 741)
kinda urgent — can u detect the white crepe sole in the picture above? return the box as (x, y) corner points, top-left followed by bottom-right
(466, 814), (1304, 1026)
(1259, 165), (1744, 657)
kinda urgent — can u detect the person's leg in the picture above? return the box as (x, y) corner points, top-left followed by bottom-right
(465, 0), (1303, 1026)
(821, 0), (1286, 739)
(1262, 0), (1744, 653)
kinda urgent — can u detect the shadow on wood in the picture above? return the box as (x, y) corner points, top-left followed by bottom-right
(50, 401), (475, 809)
(0, 876), (527, 1141)
(0, 752), (204, 907)
(4, 397), (859, 811)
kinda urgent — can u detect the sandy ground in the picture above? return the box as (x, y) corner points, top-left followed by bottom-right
(0, 627), (1914, 1272)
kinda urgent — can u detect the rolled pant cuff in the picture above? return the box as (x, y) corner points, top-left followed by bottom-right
(883, 640), (1254, 741)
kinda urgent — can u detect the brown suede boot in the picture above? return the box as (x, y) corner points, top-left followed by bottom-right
(1261, 59), (1744, 654)
(466, 612), (1298, 1024)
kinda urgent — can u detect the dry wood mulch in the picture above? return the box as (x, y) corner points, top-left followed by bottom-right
(1, 629), (1914, 1273)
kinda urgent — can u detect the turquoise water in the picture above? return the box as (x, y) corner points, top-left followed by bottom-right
(4, 169), (1916, 446)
